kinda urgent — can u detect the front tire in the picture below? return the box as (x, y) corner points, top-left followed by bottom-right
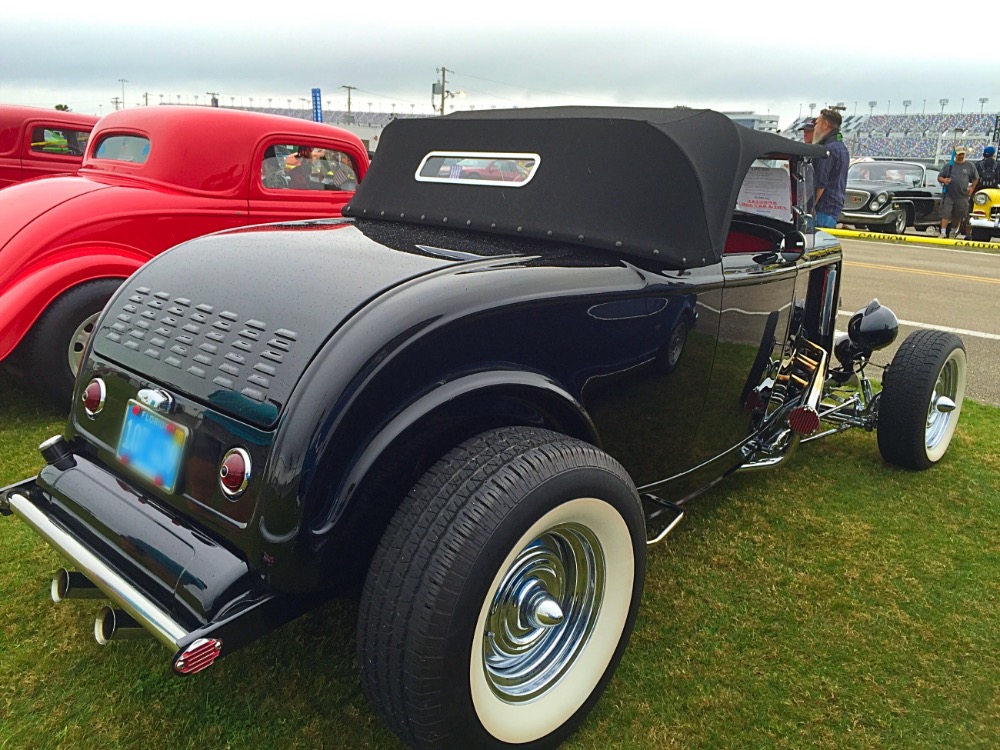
(886, 210), (908, 235)
(877, 330), (966, 469)
(357, 426), (646, 749)
(19, 278), (122, 408)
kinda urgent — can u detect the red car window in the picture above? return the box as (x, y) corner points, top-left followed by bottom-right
(93, 134), (151, 164)
(30, 126), (91, 156)
(262, 143), (358, 191)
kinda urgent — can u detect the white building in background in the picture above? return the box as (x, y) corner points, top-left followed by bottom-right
(723, 112), (780, 133)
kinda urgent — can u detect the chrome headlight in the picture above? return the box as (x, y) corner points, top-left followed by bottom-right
(869, 192), (889, 210)
(974, 192), (989, 206)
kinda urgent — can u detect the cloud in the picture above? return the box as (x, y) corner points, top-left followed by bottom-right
(2, 13), (996, 126)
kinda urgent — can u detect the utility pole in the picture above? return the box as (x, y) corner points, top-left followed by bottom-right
(119, 79), (128, 108)
(342, 85), (357, 123)
(436, 67), (452, 116)
(206, 91), (219, 107)
(111, 97), (122, 111)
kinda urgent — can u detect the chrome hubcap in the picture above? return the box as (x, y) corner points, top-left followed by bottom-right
(68, 313), (100, 375)
(483, 522), (604, 703)
(926, 358), (959, 450)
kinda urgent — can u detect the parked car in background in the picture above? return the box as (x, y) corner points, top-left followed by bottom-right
(1, 108), (967, 750)
(969, 186), (1000, 241)
(0, 105), (98, 188)
(0, 105), (369, 405)
(839, 160), (941, 234)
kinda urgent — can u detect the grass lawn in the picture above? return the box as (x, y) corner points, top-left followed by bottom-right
(1, 371), (998, 749)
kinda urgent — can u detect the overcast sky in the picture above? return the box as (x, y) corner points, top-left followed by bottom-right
(3, 1), (997, 128)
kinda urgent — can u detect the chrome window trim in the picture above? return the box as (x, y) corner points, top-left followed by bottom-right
(414, 151), (541, 188)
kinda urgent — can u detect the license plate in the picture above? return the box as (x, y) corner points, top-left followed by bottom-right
(116, 399), (189, 493)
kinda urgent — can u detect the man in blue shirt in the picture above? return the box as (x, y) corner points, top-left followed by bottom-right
(812, 108), (849, 229)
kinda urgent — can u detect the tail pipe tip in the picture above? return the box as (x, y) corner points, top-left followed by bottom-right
(51, 568), (105, 602)
(95, 606), (151, 645)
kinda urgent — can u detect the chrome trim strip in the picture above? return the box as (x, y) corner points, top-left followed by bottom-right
(839, 208), (896, 222)
(414, 150), (541, 188)
(647, 510), (685, 546)
(7, 492), (186, 650)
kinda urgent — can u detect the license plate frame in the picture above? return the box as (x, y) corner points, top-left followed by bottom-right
(116, 399), (189, 493)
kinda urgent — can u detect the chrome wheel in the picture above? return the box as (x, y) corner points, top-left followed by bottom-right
(359, 427), (644, 749)
(892, 211), (907, 234)
(878, 330), (966, 469)
(482, 522), (604, 703)
(67, 312), (100, 375)
(926, 355), (960, 452)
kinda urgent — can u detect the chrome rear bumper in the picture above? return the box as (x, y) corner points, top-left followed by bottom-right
(2, 450), (319, 674)
(4, 483), (186, 650)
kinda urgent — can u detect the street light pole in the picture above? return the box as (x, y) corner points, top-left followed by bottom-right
(119, 79), (128, 109)
(868, 100), (877, 117)
(903, 99), (912, 115)
(980, 97), (989, 114)
(940, 98), (949, 114)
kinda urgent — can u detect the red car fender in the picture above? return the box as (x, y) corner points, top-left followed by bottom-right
(0, 248), (145, 361)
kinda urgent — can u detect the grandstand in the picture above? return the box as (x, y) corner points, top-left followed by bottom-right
(162, 104), (426, 149)
(782, 112), (998, 164)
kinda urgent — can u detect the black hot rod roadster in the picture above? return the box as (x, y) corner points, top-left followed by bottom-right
(2, 108), (966, 749)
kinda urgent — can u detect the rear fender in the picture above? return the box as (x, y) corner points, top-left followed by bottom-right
(0, 247), (145, 360)
(300, 370), (599, 585)
(316, 370), (597, 530)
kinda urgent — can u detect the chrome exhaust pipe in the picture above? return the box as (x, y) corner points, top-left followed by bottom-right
(94, 606), (151, 644)
(51, 568), (105, 602)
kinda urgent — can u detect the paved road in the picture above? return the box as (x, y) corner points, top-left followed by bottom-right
(837, 236), (1000, 405)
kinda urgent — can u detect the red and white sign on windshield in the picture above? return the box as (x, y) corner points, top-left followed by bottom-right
(736, 166), (792, 221)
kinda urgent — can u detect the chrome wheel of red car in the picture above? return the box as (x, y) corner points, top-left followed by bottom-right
(19, 278), (122, 407)
(68, 312), (100, 375)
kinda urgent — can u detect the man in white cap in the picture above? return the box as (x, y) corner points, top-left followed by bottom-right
(937, 147), (979, 238)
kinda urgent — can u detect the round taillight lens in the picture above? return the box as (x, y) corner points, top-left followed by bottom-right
(82, 378), (106, 418)
(219, 448), (251, 499)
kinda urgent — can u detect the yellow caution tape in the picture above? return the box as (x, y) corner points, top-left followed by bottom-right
(825, 228), (998, 251)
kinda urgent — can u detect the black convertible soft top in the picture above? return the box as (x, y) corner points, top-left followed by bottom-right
(343, 107), (828, 267)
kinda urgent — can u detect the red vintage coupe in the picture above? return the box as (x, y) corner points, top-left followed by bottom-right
(0, 105), (369, 405)
(0, 105), (99, 188)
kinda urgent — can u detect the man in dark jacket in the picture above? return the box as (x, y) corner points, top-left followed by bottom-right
(976, 145), (998, 190)
(811, 108), (849, 229)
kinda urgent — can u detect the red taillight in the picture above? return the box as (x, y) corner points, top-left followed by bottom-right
(219, 448), (251, 498)
(174, 638), (223, 675)
(82, 378), (106, 418)
(788, 405), (821, 435)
